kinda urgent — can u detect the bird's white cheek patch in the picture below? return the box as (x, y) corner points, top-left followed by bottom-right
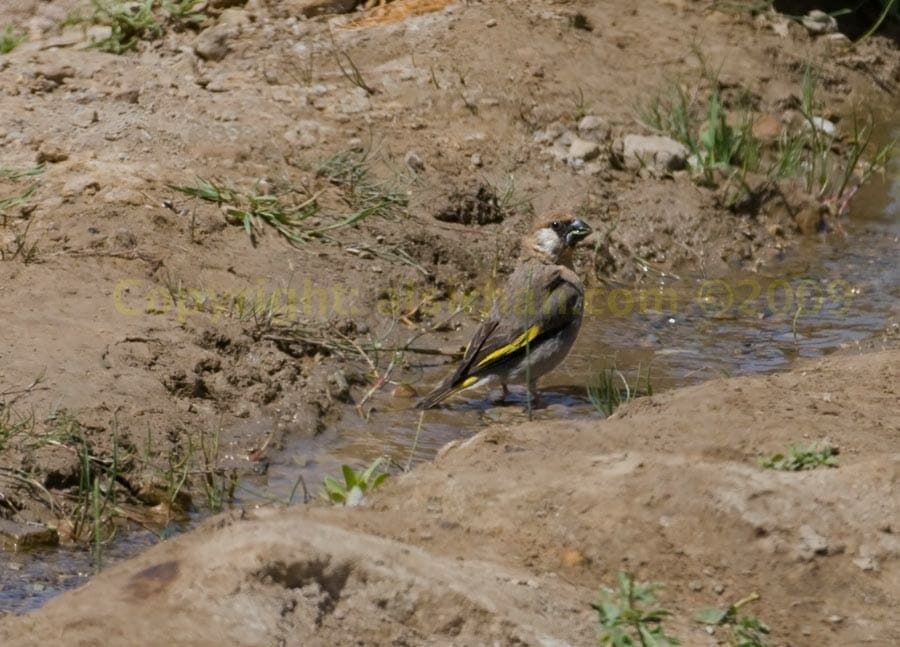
(533, 228), (561, 256)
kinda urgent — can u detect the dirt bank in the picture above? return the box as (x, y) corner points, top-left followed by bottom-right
(1, 349), (898, 645)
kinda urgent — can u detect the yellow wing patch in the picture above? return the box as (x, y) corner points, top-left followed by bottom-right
(475, 325), (541, 368)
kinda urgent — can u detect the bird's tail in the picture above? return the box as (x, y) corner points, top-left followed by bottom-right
(416, 375), (478, 409)
(415, 382), (455, 410)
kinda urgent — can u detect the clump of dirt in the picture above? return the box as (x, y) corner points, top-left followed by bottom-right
(434, 181), (507, 225)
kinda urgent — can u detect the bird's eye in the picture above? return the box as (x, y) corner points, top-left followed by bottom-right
(550, 221), (562, 231)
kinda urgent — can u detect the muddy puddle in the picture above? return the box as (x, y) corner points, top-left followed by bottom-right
(4, 126), (898, 617)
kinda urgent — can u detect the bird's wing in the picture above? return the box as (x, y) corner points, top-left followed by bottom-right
(417, 264), (583, 409)
(468, 267), (583, 376)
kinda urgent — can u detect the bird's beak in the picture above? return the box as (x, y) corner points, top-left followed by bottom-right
(565, 218), (592, 246)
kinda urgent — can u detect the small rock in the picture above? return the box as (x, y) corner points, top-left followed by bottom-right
(801, 10), (838, 35)
(823, 32), (851, 45)
(533, 129), (556, 145)
(404, 150), (425, 174)
(799, 524), (828, 556)
(36, 65), (74, 84)
(36, 146), (68, 164)
(568, 137), (600, 162)
(194, 25), (233, 62)
(826, 615), (844, 624)
(689, 580), (703, 592)
(853, 556), (878, 571)
(204, 74), (230, 93)
(752, 113), (782, 140)
(62, 175), (100, 197)
(577, 114), (607, 134)
(114, 87), (141, 104)
(808, 116), (836, 136)
(621, 134), (689, 173)
(337, 88), (371, 115)
(713, 583), (725, 595)
(392, 384), (418, 399)
(292, 0), (359, 18)
(0, 519), (59, 551)
(771, 18), (791, 38)
(485, 18), (497, 28)
(470, 152), (483, 167)
(284, 119), (326, 149)
(208, 0), (248, 7)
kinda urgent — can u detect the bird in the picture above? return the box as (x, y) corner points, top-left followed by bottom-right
(417, 214), (592, 409)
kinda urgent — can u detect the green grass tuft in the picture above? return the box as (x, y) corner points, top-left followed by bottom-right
(759, 443), (838, 471)
(0, 26), (26, 54)
(588, 363), (652, 417)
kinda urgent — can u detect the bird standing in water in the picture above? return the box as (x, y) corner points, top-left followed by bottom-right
(418, 215), (592, 409)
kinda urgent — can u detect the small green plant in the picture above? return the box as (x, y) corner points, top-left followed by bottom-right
(593, 572), (680, 646)
(170, 178), (322, 246)
(759, 443), (838, 471)
(88, 0), (161, 53)
(82, 0), (206, 54)
(588, 363), (652, 417)
(0, 26), (26, 54)
(695, 592), (770, 647)
(639, 62), (896, 216)
(323, 457), (389, 506)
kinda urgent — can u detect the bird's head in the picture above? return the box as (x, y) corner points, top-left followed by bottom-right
(524, 215), (593, 265)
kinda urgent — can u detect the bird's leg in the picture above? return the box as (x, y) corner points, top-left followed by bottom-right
(526, 382), (544, 409)
(493, 383), (510, 404)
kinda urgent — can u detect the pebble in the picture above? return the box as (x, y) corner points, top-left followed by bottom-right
(0, 519), (59, 551)
(36, 65), (74, 84)
(485, 18), (497, 28)
(853, 556), (878, 571)
(404, 150), (425, 173)
(204, 74), (230, 93)
(752, 113), (782, 140)
(62, 174), (101, 197)
(391, 384), (418, 399)
(801, 10), (838, 35)
(577, 114), (607, 134)
(470, 152), (483, 167)
(337, 88), (371, 115)
(799, 524), (829, 557)
(621, 134), (689, 173)
(36, 146), (69, 164)
(568, 137), (601, 162)
(194, 25), (234, 62)
(809, 116), (836, 136)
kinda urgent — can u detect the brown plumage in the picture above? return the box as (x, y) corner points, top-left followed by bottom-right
(417, 215), (592, 409)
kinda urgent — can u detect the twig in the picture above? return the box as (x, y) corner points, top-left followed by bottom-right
(406, 409), (425, 472)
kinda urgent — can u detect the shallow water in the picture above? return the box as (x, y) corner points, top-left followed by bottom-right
(3, 125), (898, 616)
(0, 529), (163, 616)
(242, 121), (900, 505)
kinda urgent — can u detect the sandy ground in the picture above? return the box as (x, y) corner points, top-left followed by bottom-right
(1, 349), (898, 645)
(1, 0), (899, 643)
